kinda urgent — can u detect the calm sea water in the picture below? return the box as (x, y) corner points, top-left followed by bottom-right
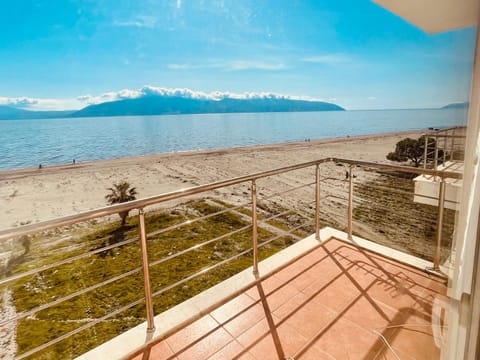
(0, 109), (468, 170)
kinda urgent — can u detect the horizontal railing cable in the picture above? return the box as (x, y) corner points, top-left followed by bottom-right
(151, 247), (255, 299)
(0, 265), (144, 327)
(354, 185), (459, 207)
(148, 224), (253, 268)
(261, 207), (314, 224)
(150, 219), (315, 300)
(1, 157), (461, 242)
(0, 159), (333, 242)
(259, 181), (316, 201)
(257, 220), (316, 249)
(16, 297), (147, 360)
(348, 196), (443, 226)
(146, 200), (252, 239)
(0, 236), (139, 286)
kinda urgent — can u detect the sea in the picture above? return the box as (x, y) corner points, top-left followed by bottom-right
(0, 108), (468, 171)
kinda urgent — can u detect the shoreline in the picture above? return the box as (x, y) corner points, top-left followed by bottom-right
(1, 129), (425, 227)
(0, 129), (424, 180)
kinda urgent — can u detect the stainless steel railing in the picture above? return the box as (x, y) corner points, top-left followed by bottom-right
(422, 126), (466, 171)
(0, 157), (462, 359)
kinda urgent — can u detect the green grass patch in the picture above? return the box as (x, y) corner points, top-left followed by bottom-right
(4, 199), (298, 359)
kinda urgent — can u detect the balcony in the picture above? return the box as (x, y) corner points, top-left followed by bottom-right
(0, 158), (459, 360)
(413, 127), (466, 211)
(82, 231), (446, 360)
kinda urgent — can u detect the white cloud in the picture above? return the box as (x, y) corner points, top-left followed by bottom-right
(0, 96), (80, 110)
(0, 97), (38, 107)
(226, 61), (287, 71)
(167, 63), (190, 70)
(167, 63), (224, 71)
(176, 0), (182, 9)
(367, 96), (376, 100)
(167, 60), (288, 72)
(76, 95), (92, 102)
(300, 54), (350, 64)
(77, 85), (321, 105)
(3, 86), (325, 111)
(113, 15), (157, 28)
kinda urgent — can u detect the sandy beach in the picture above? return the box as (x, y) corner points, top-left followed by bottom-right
(0, 130), (424, 228)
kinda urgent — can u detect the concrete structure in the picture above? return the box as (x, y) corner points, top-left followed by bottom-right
(372, 0), (479, 34)
(414, 162), (464, 210)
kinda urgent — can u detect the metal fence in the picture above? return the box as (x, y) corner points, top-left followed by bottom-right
(0, 158), (462, 359)
(422, 126), (466, 172)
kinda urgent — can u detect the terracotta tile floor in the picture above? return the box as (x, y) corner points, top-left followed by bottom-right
(134, 239), (447, 360)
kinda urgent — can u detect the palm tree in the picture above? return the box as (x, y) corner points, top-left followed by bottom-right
(105, 181), (138, 226)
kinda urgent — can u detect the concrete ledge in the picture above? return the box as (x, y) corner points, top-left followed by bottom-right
(413, 161), (463, 211)
(320, 227), (435, 270)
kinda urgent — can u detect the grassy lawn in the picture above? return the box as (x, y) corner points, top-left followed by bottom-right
(3, 199), (297, 359)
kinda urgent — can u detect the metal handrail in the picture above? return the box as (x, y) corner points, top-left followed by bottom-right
(261, 207), (312, 224)
(0, 204), (254, 287)
(260, 181), (316, 201)
(0, 157), (460, 242)
(0, 157), (462, 359)
(0, 158), (330, 241)
(0, 236), (139, 286)
(16, 297), (147, 360)
(0, 265), (143, 327)
(430, 134), (467, 139)
(145, 199), (252, 238)
(421, 127), (467, 170)
(148, 223), (252, 268)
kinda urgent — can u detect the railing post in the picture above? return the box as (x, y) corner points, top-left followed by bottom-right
(433, 177), (446, 271)
(315, 164), (321, 240)
(138, 208), (155, 333)
(442, 134), (447, 164)
(423, 135), (428, 169)
(451, 128), (456, 161)
(434, 135), (439, 173)
(251, 180), (259, 276)
(347, 165), (354, 240)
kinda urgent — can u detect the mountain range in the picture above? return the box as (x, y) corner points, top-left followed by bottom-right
(441, 102), (469, 109)
(0, 106), (74, 120)
(0, 98), (469, 120)
(0, 96), (344, 120)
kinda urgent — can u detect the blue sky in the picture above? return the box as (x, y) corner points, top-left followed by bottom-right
(0, 0), (476, 110)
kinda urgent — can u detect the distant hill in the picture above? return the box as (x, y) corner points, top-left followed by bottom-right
(0, 105), (74, 120)
(70, 96), (345, 117)
(441, 102), (469, 109)
(0, 96), (344, 120)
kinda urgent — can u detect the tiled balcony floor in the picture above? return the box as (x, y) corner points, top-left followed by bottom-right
(133, 238), (447, 360)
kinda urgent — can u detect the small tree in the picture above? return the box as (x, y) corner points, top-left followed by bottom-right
(387, 136), (442, 167)
(105, 181), (138, 225)
(20, 235), (31, 255)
